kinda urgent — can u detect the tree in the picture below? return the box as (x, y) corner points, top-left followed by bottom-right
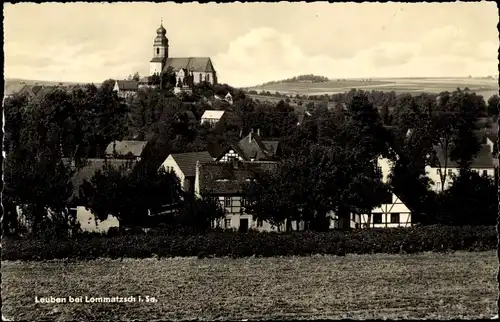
(132, 72), (141, 82)
(4, 147), (76, 236)
(175, 195), (226, 233)
(80, 163), (183, 226)
(487, 94), (499, 118)
(438, 170), (496, 225)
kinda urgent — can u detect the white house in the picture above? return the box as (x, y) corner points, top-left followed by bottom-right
(358, 193), (412, 228)
(160, 151), (214, 193)
(201, 110), (226, 126)
(426, 144), (497, 192)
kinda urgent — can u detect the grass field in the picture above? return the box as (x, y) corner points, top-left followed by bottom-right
(2, 251), (496, 321)
(249, 77), (499, 99)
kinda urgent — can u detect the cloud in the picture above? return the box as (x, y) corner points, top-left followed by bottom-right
(214, 27), (497, 87)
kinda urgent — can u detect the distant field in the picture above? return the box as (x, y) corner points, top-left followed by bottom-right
(249, 77), (499, 99)
(2, 251), (496, 321)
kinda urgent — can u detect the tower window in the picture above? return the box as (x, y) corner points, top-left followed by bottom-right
(157, 48), (160, 55)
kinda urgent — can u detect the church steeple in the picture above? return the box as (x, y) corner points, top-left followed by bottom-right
(150, 19), (169, 76)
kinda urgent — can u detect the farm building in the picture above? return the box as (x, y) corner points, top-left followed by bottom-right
(201, 110), (226, 126)
(215, 130), (280, 162)
(195, 159), (302, 232)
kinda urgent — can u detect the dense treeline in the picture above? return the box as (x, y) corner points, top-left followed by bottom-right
(258, 74), (330, 86)
(3, 77), (497, 237)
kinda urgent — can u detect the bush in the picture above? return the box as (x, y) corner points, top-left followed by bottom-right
(2, 225), (496, 261)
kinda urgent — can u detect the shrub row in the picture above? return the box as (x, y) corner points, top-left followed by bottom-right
(2, 225), (496, 261)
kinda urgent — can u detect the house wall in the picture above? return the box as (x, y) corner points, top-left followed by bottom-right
(76, 206), (119, 233)
(219, 150), (245, 162)
(212, 195), (302, 232)
(426, 165), (495, 192)
(191, 72), (216, 85)
(150, 62), (163, 76)
(377, 156), (393, 184)
(201, 117), (222, 126)
(161, 156), (188, 191)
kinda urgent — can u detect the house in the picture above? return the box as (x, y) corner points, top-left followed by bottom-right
(160, 151), (214, 193)
(69, 158), (138, 233)
(105, 140), (148, 160)
(425, 144), (497, 192)
(149, 22), (217, 85)
(225, 92), (233, 105)
(201, 110), (226, 126)
(113, 80), (138, 98)
(195, 159), (301, 232)
(216, 130), (280, 162)
(357, 192), (412, 228)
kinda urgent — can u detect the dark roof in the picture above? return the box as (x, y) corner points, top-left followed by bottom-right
(70, 158), (138, 200)
(432, 144), (496, 169)
(116, 80), (139, 91)
(150, 57), (165, 63)
(105, 140), (148, 157)
(234, 132), (280, 161)
(163, 57), (215, 73)
(198, 161), (278, 195)
(170, 151), (214, 177)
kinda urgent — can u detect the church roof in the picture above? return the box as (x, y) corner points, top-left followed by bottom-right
(163, 57), (215, 73)
(150, 57), (165, 63)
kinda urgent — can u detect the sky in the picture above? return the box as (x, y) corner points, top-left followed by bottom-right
(4, 2), (499, 87)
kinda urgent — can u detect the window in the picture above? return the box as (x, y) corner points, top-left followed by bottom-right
(241, 197), (246, 207)
(436, 169), (440, 175)
(206, 74), (210, 82)
(199, 73), (202, 83)
(390, 213), (400, 224)
(156, 48), (159, 55)
(257, 219), (263, 227)
(224, 218), (231, 229)
(373, 214), (382, 224)
(483, 170), (488, 176)
(447, 169), (453, 175)
(224, 197), (231, 207)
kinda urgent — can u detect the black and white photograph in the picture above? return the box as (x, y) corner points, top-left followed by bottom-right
(2, 1), (499, 320)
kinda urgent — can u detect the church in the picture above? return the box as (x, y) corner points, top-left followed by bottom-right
(149, 22), (217, 86)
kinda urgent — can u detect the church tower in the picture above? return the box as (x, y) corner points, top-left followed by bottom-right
(149, 20), (169, 76)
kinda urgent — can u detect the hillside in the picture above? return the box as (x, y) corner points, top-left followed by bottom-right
(4, 78), (101, 96)
(258, 74), (330, 86)
(248, 77), (499, 100)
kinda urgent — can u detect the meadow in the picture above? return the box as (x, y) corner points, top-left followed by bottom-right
(249, 77), (499, 99)
(2, 251), (496, 321)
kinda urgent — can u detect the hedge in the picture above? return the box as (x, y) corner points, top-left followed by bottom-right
(2, 225), (496, 261)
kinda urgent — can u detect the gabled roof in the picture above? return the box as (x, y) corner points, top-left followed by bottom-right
(70, 158), (138, 200)
(150, 57), (166, 63)
(115, 80), (139, 91)
(168, 151), (214, 177)
(431, 144), (496, 169)
(163, 57), (215, 73)
(235, 133), (279, 161)
(105, 140), (148, 157)
(198, 161), (278, 195)
(201, 110), (225, 120)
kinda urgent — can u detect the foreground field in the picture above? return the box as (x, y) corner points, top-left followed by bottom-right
(249, 77), (499, 99)
(2, 251), (496, 320)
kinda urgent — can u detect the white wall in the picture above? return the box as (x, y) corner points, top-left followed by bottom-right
(150, 62), (163, 76)
(218, 150), (245, 162)
(377, 156), (393, 184)
(160, 155), (188, 191)
(426, 165), (495, 192)
(76, 206), (119, 233)
(192, 72), (216, 85)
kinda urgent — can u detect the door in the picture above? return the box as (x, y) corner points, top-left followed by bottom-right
(239, 218), (249, 233)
